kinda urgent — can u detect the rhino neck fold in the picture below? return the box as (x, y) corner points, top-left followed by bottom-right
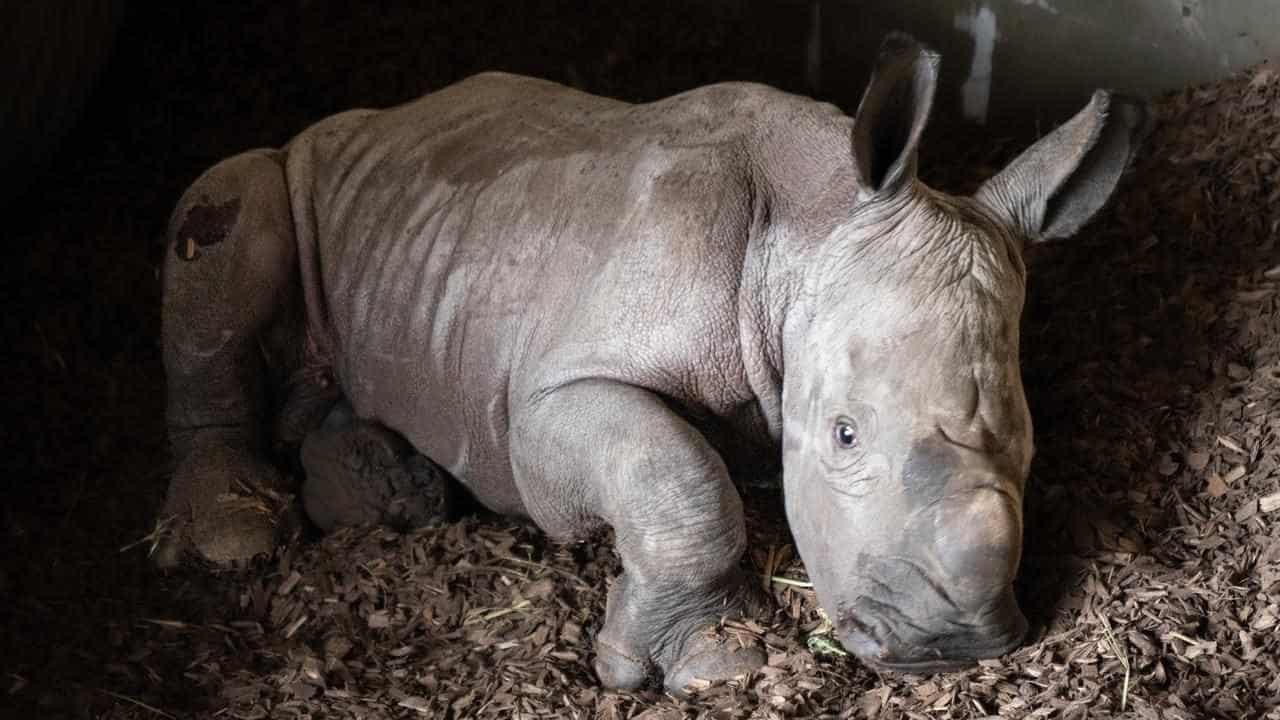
(736, 156), (841, 449)
(738, 114), (864, 448)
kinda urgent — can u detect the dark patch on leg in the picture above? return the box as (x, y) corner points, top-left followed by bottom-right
(174, 196), (242, 261)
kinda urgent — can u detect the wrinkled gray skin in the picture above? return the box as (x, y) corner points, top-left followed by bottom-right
(155, 34), (1143, 693)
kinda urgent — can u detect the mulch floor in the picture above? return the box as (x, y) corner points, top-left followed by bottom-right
(3, 3), (1278, 718)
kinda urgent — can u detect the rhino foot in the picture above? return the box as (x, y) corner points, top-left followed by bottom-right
(154, 431), (295, 569)
(596, 623), (764, 697)
(663, 627), (767, 697)
(592, 569), (765, 696)
(299, 403), (454, 533)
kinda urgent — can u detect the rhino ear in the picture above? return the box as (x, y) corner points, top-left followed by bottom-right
(976, 91), (1147, 243)
(851, 32), (940, 198)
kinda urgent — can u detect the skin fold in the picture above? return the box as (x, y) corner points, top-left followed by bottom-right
(154, 34), (1144, 693)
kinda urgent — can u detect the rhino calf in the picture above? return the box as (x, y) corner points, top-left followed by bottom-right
(155, 34), (1142, 692)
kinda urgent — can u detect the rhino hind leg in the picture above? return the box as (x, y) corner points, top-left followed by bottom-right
(299, 401), (455, 533)
(154, 149), (301, 568)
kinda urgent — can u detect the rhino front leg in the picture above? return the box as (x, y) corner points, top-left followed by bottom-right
(154, 150), (299, 567)
(511, 380), (765, 695)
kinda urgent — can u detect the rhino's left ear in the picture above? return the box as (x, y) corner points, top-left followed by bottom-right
(851, 32), (940, 199)
(976, 91), (1148, 243)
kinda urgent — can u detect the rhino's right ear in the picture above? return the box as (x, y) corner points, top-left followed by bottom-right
(975, 91), (1147, 243)
(851, 32), (940, 199)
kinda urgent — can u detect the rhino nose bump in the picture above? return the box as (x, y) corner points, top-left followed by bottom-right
(933, 485), (1022, 585)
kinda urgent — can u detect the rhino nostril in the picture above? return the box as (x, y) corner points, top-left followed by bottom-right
(837, 623), (884, 659)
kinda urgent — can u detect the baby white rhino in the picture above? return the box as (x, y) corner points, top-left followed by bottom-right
(155, 33), (1143, 693)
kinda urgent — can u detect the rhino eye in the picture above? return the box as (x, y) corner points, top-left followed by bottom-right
(834, 420), (858, 449)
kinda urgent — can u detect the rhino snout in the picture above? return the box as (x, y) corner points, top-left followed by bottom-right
(837, 584), (1028, 672)
(830, 481), (1028, 672)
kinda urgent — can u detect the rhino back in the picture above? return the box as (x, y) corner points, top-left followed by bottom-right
(286, 73), (820, 514)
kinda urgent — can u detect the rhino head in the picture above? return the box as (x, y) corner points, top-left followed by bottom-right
(781, 34), (1144, 671)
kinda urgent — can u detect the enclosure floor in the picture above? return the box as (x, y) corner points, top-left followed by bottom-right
(3, 3), (1279, 719)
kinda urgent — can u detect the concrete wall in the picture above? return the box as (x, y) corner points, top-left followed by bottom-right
(807, 0), (1280, 130)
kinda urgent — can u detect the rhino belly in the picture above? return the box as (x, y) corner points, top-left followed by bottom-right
(316, 186), (533, 518)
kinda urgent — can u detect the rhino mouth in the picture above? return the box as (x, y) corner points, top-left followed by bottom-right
(836, 589), (1028, 672)
(846, 631), (1026, 674)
